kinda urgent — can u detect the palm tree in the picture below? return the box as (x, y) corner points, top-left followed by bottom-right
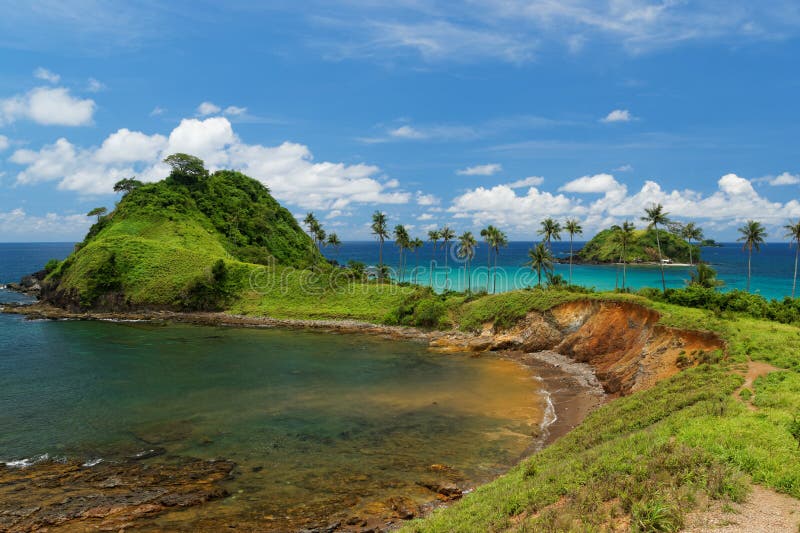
(681, 222), (704, 266)
(410, 237), (424, 285)
(393, 224), (410, 282)
(480, 225), (497, 292)
(326, 232), (341, 260)
(303, 212), (317, 245)
(689, 263), (724, 289)
(564, 219), (582, 285)
(457, 231), (477, 293)
(371, 211), (389, 280)
(525, 243), (554, 287)
(427, 229), (441, 287)
(538, 218), (562, 250)
(641, 203), (670, 293)
(440, 226), (456, 289)
(491, 228), (508, 294)
(314, 225), (326, 252)
(785, 220), (800, 298)
(611, 221), (636, 290)
(737, 220), (767, 293)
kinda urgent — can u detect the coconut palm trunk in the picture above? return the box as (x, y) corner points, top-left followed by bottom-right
(569, 234), (574, 284)
(793, 245), (798, 299)
(493, 251), (498, 294)
(747, 245), (752, 293)
(654, 225), (666, 292)
(688, 238), (693, 267)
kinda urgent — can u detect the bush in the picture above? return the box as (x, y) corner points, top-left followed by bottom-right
(81, 252), (123, 307)
(43, 258), (60, 274)
(180, 259), (233, 311)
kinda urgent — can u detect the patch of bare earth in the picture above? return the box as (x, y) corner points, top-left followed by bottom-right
(733, 360), (781, 411)
(684, 485), (800, 532)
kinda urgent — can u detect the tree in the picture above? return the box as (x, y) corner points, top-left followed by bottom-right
(681, 222), (704, 266)
(87, 207), (107, 222)
(326, 232), (341, 260)
(457, 231), (477, 292)
(641, 203), (670, 293)
(611, 221), (636, 290)
(314, 225), (326, 252)
(564, 218), (583, 285)
(737, 220), (767, 293)
(113, 177), (143, 194)
(393, 224), (410, 281)
(163, 153), (208, 186)
(525, 243), (554, 287)
(303, 212), (319, 248)
(784, 220), (800, 298)
(689, 263), (724, 289)
(440, 226), (456, 289)
(410, 237), (424, 285)
(371, 211), (389, 280)
(480, 225), (497, 292)
(538, 218), (562, 250)
(427, 229), (441, 287)
(491, 228), (508, 294)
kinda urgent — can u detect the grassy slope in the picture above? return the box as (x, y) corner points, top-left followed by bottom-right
(578, 228), (700, 264)
(403, 292), (800, 531)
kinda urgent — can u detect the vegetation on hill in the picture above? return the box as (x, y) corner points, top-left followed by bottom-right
(578, 227), (700, 264)
(43, 154), (324, 310)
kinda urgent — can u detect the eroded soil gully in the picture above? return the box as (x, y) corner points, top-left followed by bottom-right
(0, 299), (725, 532)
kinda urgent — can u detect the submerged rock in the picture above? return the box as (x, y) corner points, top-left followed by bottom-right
(0, 457), (234, 532)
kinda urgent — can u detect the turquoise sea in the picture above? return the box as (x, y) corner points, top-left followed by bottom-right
(324, 241), (798, 300)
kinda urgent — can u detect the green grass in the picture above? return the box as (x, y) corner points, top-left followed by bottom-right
(400, 291), (800, 532)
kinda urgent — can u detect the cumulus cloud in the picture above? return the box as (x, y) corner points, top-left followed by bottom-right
(559, 173), (623, 194)
(0, 135), (8, 151)
(769, 172), (800, 186)
(224, 105), (247, 116)
(601, 109), (633, 123)
(389, 125), (426, 139)
(506, 176), (544, 188)
(0, 208), (91, 241)
(457, 163), (503, 176)
(449, 172), (800, 235)
(34, 67), (60, 83)
(9, 116), (411, 209)
(0, 87), (95, 126)
(87, 78), (106, 92)
(416, 191), (440, 206)
(197, 101), (221, 116)
(417, 213), (435, 221)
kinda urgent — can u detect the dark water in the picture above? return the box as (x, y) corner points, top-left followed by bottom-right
(325, 241), (799, 300)
(0, 243), (546, 528)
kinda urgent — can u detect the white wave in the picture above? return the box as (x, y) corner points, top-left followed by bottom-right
(82, 458), (103, 467)
(2, 453), (49, 468)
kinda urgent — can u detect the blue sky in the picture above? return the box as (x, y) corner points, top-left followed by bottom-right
(1, 0), (799, 242)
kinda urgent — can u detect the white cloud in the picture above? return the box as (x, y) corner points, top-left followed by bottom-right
(769, 172), (800, 186)
(95, 128), (168, 164)
(449, 172), (800, 236)
(224, 105), (247, 116)
(418, 213), (435, 221)
(506, 176), (544, 188)
(601, 109), (633, 123)
(0, 208), (91, 241)
(197, 101), (221, 116)
(615, 164), (633, 172)
(87, 78), (106, 92)
(9, 116), (411, 209)
(0, 87), (95, 126)
(150, 106), (166, 116)
(416, 191), (440, 206)
(0, 135), (8, 152)
(389, 125), (426, 139)
(34, 67), (60, 83)
(457, 163), (503, 176)
(559, 173), (623, 194)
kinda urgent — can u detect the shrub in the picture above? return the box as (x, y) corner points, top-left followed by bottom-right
(180, 259), (233, 311)
(81, 252), (123, 308)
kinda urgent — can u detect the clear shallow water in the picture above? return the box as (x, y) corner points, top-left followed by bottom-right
(325, 241), (799, 300)
(0, 243), (546, 528)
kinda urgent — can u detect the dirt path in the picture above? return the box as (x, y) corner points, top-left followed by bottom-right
(685, 485), (800, 532)
(733, 360), (781, 411)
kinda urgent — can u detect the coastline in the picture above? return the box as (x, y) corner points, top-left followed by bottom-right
(0, 299), (608, 531)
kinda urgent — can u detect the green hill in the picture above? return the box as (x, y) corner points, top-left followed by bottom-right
(43, 155), (324, 310)
(578, 227), (699, 264)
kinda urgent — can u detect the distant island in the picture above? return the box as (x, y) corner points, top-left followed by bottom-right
(576, 226), (700, 265)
